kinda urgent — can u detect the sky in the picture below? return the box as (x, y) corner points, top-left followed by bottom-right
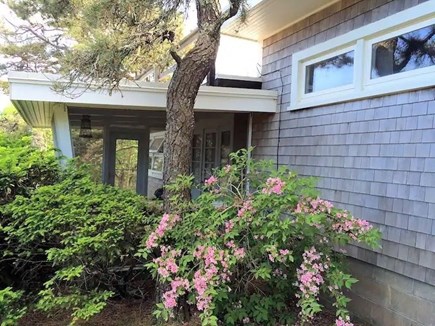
(0, 92), (10, 112)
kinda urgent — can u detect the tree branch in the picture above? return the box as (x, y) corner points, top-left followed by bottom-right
(170, 49), (182, 65)
(211, 0), (245, 35)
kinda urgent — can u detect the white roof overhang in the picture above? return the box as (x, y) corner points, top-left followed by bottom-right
(8, 72), (278, 128)
(222, 0), (338, 41)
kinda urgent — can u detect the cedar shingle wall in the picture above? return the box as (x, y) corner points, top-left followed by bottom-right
(255, 0), (435, 286)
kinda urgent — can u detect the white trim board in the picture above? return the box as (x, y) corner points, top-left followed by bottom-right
(8, 72), (278, 127)
(290, 1), (435, 110)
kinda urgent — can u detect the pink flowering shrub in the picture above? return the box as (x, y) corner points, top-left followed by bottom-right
(140, 149), (381, 326)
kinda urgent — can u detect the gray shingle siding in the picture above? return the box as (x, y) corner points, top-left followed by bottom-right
(255, 0), (435, 290)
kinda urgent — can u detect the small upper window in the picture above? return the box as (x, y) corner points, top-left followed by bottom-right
(305, 50), (354, 93)
(371, 24), (435, 78)
(150, 137), (164, 152)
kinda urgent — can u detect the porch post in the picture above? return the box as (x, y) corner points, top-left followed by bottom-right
(137, 127), (150, 196)
(102, 124), (115, 185)
(51, 104), (74, 160)
(246, 112), (253, 192)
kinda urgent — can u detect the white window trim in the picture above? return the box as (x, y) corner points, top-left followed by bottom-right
(301, 45), (356, 101)
(289, 1), (435, 110)
(148, 131), (164, 179)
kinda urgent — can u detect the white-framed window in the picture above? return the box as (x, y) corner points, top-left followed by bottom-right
(290, 2), (435, 110)
(148, 132), (164, 179)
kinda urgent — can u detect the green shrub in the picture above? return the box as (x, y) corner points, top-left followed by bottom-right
(0, 287), (26, 326)
(1, 164), (162, 324)
(0, 131), (60, 289)
(142, 149), (381, 326)
(0, 132), (60, 205)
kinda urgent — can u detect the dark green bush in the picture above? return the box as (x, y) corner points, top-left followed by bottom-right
(1, 164), (161, 323)
(0, 132), (60, 205)
(0, 287), (27, 326)
(0, 131), (61, 289)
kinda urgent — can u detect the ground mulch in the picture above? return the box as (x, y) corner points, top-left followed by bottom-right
(19, 298), (364, 326)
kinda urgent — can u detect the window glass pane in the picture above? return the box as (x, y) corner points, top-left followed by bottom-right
(193, 148), (201, 161)
(150, 137), (164, 151)
(193, 134), (202, 148)
(152, 155), (164, 172)
(220, 131), (231, 166)
(371, 24), (435, 78)
(205, 133), (216, 147)
(205, 148), (215, 162)
(305, 51), (354, 93)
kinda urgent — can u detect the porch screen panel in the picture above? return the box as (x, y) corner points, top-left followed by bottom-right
(220, 131), (231, 166)
(204, 132), (217, 179)
(114, 139), (138, 191)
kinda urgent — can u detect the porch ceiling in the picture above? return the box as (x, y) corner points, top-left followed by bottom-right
(222, 0), (338, 41)
(8, 72), (278, 128)
(68, 107), (167, 129)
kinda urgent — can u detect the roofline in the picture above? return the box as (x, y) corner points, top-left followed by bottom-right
(8, 72), (278, 127)
(8, 71), (274, 99)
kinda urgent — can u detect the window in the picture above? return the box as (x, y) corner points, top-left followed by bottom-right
(290, 2), (435, 110)
(148, 133), (164, 177)
(305, 51), (354, 93)
(192, 129), (232, 183)
(149, 129), (232, 182)
(371, 24), (435, 78)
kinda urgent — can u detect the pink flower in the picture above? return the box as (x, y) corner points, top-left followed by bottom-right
(234, 247), (245, 259)
(296, 247), (324, 301)
(197, 294), (212, 311)
(161, 278), (190, 310)
(262, 177), (285, 195)
(204, 176), (218, 186)
(336, 316), (354, 326)
(145, 232), (158, 249)
(279, 249), (290, 256)
(225, 220), (234, 233)
(163, 290), (177, 309)
(237, 200), (255, 218)
(145, 213), (181, 249)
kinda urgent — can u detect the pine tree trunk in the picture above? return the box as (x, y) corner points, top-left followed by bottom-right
(159, 0), (244, 320)
(163, 2), (225, 209)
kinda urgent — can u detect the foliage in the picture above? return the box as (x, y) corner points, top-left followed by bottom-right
(1, 162), (162, 324)
(0, 287), (26, 326)
(70, 128), (104, 183)
(142, 149), (381, 326)
(0, 105), (52, 149)
(0, 0), (182, 88)
(0, 128), (58, 206)
(0, 106), (58, 296)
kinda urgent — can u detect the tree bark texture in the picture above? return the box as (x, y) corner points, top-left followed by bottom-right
(163, 0), (243, 209)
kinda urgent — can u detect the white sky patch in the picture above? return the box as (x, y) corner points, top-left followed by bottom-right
(0, 93), (11, 112)
(183, 0), (264, 36)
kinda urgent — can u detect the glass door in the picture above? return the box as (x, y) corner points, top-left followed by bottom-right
(203, 131), (217, 180)
(191, 129), (231, 183)
(114, 139), (139, 191)
(104, 130), (148, 195)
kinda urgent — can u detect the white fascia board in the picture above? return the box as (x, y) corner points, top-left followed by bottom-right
(8, 72), (278, 114)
